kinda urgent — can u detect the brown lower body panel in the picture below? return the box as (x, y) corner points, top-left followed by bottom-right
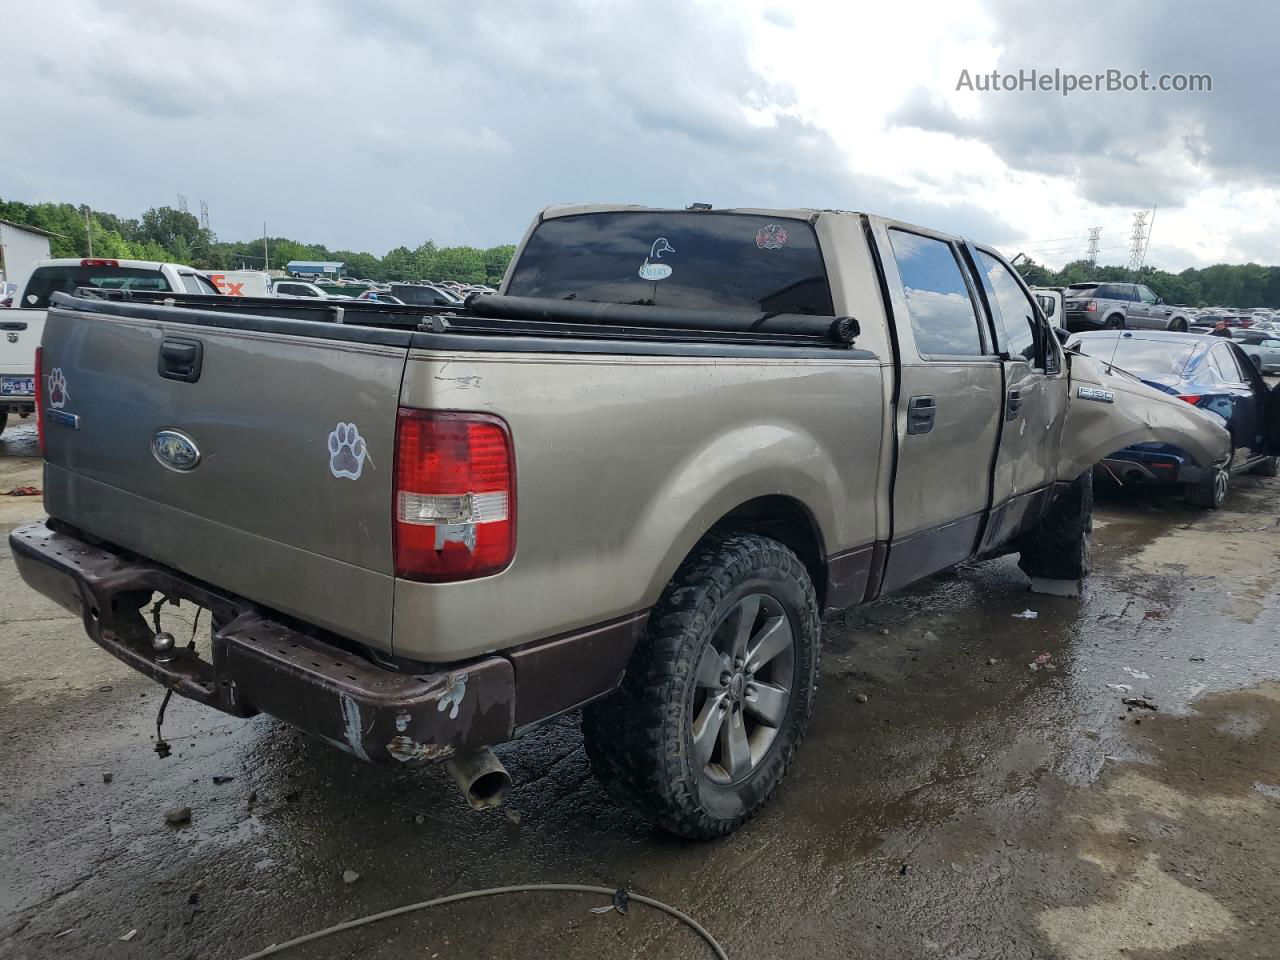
(8, 521), (642, 765)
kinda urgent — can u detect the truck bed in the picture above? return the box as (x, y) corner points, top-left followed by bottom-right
(38, 291), (881, 664)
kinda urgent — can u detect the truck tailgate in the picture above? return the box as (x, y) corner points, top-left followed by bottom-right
(1, 309), (44, 383)
(40, 305), (409, 649)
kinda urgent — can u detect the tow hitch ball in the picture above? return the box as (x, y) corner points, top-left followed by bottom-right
(152, 631), (176, 663)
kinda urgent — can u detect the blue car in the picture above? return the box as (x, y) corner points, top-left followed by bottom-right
(1068, 330), (1279, 508)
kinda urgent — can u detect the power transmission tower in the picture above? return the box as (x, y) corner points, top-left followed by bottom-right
(1086, 226), (1101, 268)
(1127, 211), (1149, 274)
(199, 200), (210, 232)
(177, 194), (189, 214)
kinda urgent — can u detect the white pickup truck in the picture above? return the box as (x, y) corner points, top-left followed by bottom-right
(0, 259), (219, 435)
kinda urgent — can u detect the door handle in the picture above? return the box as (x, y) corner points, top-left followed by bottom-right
(158, 337), (203, 383)
(1006, 388), (1023, 421)
(907, 395), (937, 435)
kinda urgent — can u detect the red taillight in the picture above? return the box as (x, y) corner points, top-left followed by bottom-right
(393, 409), (515, 582)
(1085, 300), (1097, 312)
(34, 346), (45, 455)
(1178, 394), (1201, 405)
(80, 258), (119, 267)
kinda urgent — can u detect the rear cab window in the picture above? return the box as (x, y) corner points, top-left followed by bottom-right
(22, 265), (173, 309)
(506, 211), (834, 315)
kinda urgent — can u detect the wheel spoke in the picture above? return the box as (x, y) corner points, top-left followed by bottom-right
(720, 708), (752, 778)
(744, 680), (788, 728)
(729, 595), (760, 662)
(694, 644), (727, 690)
(692, 695), (727, 768)
(747, 614), (792, 672)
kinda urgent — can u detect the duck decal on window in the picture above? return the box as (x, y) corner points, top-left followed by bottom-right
(638, 237), (676, 281)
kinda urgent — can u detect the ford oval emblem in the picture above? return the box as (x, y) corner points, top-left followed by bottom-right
(152, 429), (201, 471)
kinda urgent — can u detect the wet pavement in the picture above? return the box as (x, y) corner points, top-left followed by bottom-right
(2, 421), (1279, 959)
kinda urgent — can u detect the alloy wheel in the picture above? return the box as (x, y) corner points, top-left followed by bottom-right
(689, 593), (796, 785)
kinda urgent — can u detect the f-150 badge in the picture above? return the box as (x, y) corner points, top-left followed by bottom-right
(328, 422), (368, 480)
(1077, 386), (1115, 403)
(638, 237), (675, 281)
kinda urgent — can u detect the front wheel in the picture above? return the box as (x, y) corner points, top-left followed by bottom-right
(1184, 466), (1229, 508)
(582, 533), (821, 840)
(1018, 469), (1093, 581)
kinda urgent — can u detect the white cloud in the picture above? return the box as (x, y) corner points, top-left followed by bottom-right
(0, 0), (1274, 269)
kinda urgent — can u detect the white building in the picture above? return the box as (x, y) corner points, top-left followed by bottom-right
(0, 218), (57, 295)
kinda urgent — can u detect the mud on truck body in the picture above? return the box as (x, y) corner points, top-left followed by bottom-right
(11, 205), (1251, 839)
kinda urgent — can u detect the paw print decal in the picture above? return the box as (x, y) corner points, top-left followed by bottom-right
(327, 422), (368, 480)
(48, 367), (68, 409)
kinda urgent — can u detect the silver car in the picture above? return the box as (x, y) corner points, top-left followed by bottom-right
(1234, 331), (1280, 373)
(1063, 281), (1192, 333)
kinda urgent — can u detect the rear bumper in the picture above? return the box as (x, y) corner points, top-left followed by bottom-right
(8, 521), (516, 765)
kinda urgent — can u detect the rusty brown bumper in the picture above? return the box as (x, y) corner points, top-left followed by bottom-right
(8, 521), (515, 765)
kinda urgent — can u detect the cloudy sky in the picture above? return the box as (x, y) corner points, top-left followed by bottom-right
(6, 0), (1275, 269)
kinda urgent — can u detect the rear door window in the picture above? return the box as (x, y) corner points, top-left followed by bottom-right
(1214, 344), (1245, 382)
(506, 211), (834, 315)
(887, 230), (985, 357)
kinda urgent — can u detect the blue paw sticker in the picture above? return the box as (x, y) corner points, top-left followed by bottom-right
(328, 422), (367, 480)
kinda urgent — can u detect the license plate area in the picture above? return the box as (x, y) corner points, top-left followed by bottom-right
(1, 375), (35, 396)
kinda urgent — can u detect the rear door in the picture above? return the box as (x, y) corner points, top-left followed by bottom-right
(967, 246), (1069, 550)
(872, 223), (1002, 592)
(1210, 343), (1263, 462)
(39, 302), (410, 648)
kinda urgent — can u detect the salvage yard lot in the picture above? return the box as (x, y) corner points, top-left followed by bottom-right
(1, 420), (1279, 959)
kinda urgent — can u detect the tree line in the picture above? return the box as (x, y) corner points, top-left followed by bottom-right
(1013, 257), (1280, 309)
(6, 196), (1280, 306)
(0, 198), (516, 286)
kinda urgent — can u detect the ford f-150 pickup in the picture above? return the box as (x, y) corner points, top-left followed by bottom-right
(11, 205), (1251, 839)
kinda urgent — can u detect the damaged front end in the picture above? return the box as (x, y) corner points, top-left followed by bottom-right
(1058, 353), (1233, 481)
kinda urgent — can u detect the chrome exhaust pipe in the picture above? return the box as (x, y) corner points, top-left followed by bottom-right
(445, 748), (511, 810)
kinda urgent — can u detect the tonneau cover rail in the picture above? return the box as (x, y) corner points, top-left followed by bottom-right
(58, 288), (863, 349)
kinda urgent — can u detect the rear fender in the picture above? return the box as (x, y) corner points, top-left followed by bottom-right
(1058, 353), (1232, 479)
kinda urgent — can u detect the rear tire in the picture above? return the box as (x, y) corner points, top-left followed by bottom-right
(0, 410), (7, 437)
(1018, 470), (1093, 581)
(1184, 466), (1229, 508)
(1104, 315), (1126, 330)
(1170, 318), (1188, 333)
(582, 532), (821, 840)
(1249, 456), (1279, 477)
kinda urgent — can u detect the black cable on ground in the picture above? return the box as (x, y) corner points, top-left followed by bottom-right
(232, 883), (729, 960)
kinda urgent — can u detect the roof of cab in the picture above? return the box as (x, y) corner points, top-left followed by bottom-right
(533, 204), (989, 250)
(538, 202), (859, 224)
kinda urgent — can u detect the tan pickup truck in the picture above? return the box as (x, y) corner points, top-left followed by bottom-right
(11, 205), (1246, 839)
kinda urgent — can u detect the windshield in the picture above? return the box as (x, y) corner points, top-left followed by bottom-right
(21, 265), (174, 308)
(1073, 336), (1197, 377)
(506, 211), (834, 315)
